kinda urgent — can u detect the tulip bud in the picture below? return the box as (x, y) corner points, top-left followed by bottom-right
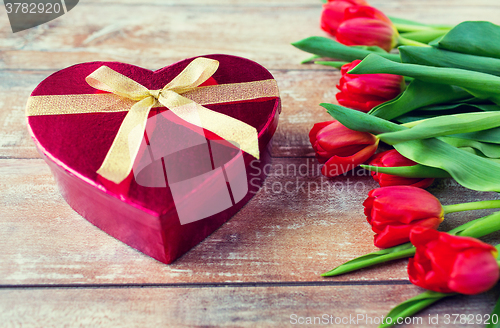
(336, 6), (399, 52)
(369, 149), (434, 188)
(309, 120), (378, 177)
(320, 0), (370, 36)
(408, 227), (499, 295)
(336, 60), (405, 112)
(363, 186), (444, 248)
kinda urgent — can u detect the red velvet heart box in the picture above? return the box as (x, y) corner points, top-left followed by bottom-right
(26, 54), (281, 264)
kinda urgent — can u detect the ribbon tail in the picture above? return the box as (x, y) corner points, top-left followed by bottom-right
(96, 97), (156, 183)
(193, 104), (260, 159)
(162, 96), (260, 159)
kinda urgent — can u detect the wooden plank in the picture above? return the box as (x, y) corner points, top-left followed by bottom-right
(2, 1), (499, 72)
(0, 69), (339, 159)
(0, 285), (497, 327)
(0, 70), (48, 159)
(1, 158), (499, 285)
(0, 3), (322, 71)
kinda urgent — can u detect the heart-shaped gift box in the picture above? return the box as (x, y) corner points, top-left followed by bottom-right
(26, 54), (281, 264)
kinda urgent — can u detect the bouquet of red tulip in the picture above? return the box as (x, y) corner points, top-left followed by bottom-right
(294, 0), (500, 326)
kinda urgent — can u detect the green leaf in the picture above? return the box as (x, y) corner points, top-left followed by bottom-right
(437, 21), (500, 59)
(320, 103), (405, 134)
(419, 103), (500, 112)
(360, 164), (451, 178)
(396, 111), (482, 126)
(450, 127), (500, 144)
(378, 112), (500, 145)
(321, 102), (500, 191)
(349, 54), (500, 104)
(440, 137), (500, 158)
(400, 46), (500, 76)
(394, 138), (500, 192)
(379, 291), (453, 328)
(291, 37), (401, 63)
(351, 45), (388, 53)
(486, 295), (500, 328)
(369, 79), (470, 120)
(394, 104), (500, 124)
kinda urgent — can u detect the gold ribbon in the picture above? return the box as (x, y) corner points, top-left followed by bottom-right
(26, 58), (280, 184)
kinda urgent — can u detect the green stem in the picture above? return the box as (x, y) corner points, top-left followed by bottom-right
(321, 245), (415, 277)
(322, 211), (500, 277)
(398, 36), (431, 47)
(361, 164), (451, 178)
(486, 289), (500, 328)
(400, 118), (429, 128)
(393, 23), (434, 33)
(399, 29), (449, 44)
(300, 54), (320, 64)
(314, 60), (348, 69)
(458, 215), (500, 239)
(442, 199), (500, 214)
(379, 291), (453, 328)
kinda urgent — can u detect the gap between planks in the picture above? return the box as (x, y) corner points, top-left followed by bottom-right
(0, 280), (412, 290)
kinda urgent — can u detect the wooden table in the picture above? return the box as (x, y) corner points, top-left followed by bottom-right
(2, 0), (500, 326)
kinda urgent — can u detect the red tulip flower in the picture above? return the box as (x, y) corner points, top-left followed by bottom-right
(336, 60), (405, 112)
(336, 6), (399, 52)
(369, 149), (434, 188)
(320, 0), (369, 36)
(363, 186), (444, 248)
(408, 227), (499, 295)
(310, 120), (379, 177)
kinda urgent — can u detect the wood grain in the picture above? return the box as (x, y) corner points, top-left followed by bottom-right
(1, 158), (499, 285)
(1, 1), (499, 72)
(0, 285), (497, 327)
(2, 0), (500, 326)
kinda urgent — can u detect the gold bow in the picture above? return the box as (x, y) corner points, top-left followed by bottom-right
(26, 58), (280, 184)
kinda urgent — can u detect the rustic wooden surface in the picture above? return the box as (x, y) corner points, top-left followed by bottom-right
(1, 0), (500, 327)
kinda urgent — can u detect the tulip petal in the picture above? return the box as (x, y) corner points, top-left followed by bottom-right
(409, 227), (500, 294)
(337, 18), (397, 52)
(343, 5), (392, 24)
(321, 140), (378, 177)
(309, 121), (335, 146)
(320, 1), (357, 36)
(373, 217), (442, 248)
(449, 249), (500, 295)
(368, 186), (443, 224)
(368, 150), (435, 188)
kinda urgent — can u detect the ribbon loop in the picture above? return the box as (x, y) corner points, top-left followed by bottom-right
(86, 66), (150, 101)
(164, 57), (219, 93)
